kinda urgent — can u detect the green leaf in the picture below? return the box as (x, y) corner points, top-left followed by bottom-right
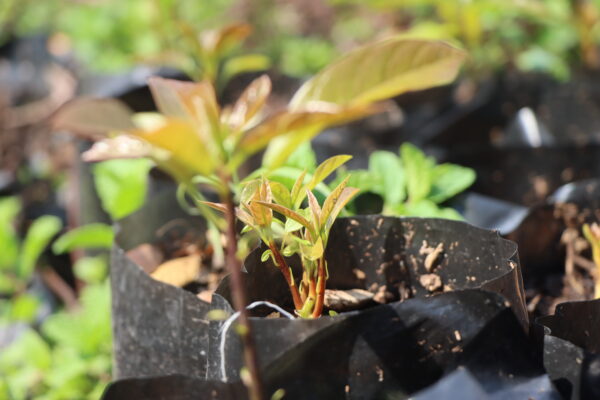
(369, 150), (405, 206)
(18, 215), (62, 280)
(320, 175), (349, 228)
(285, 141), (317, 171)
(284, 217), (303, 233)
(261, 249), (273, 263)
(400, 143), (434, 203)
(52, 223), (114, 254)
(221, 54), (271, 84)
(74, 256), (108, 284)
(300, 237), (324, 261)
(254, 201), (316, 238)
(290, 170), (307, 207)
(428, 163), (476, 203)
(269, 181), (292, 209)
(0, 197), (20, 270)
(308, 155), (352, 191)
(323, 187), (360, 232)
(290, 38), (465, 107)
(0, 328), (51, 370)
(92, 158), (152, 220)
(10, 293), (40, 322)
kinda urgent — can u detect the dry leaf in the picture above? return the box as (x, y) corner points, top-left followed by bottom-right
(151, 254), (201, 287)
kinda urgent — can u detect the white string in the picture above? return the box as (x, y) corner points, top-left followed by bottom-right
(219, 301), (295, 381)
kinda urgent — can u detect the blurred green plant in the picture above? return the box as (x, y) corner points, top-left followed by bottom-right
(332, 143), (475, 219)
(0, 280), (111, 400)
(328, 0), (600, 80)
(0, 197), (62, 323)
(3, 1), (269, 88)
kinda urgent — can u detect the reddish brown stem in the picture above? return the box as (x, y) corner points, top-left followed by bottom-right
(268, 243), (302, 310)
(312, 258), (326, 318)
(224, 189), (264, 400)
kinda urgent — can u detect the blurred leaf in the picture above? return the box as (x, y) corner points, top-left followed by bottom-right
(203, 23), (252, 56)
(260, 105), (376, 169)
(0, 197), (20, 270)
(10, 293), (40, 322)
(401, 143), (434, 203)
(74, 256), (108, 284)
(151, 254), (201, 287)
(52, 223), (114, 255)
(81, 135), (152, 163)
(18, 215), (62, 280)
(290, 38), (465, 107)
(285, 141), (317, 171)
(42, 282), (111, 354)
(224, 74), (271, 133)
(279, 36), (338, 77)
(369, 151), (405, 206)
(221, 54), (271, 85)
(53, 98), (134, 138)
(92, 158), (152, 220)
(429, 163), (476, 203)
(0, 328), (51, 370)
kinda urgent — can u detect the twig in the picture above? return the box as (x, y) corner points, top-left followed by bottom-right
(223, 185), (264, 400)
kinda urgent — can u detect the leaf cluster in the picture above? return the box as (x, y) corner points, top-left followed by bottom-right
(205, 156), (359, 318)
(332, 143), (476, 219)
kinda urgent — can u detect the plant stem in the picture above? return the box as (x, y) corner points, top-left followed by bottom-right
(312, 258), (326, 318)
(223, 186), (264, 400)
(268, 243), (303, 310)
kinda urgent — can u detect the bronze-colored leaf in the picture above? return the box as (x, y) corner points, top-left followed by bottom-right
(200, 201), (228, 214)
(254, 201), (315, 238)
(131, 119), (215, 177)
(53, 98), (134, 139)
(82, 135), (151, 162)
(320, 175), (350, 228)
(202, 23), (252, 56)
(290, 38), (466, 108)
(147, 77), (221, 143)
(224, 74), (271, 133)
(290, 170), (307, 208)
(306, 189), (321, 231)
(324, 187), (360, 232)
(260, 105), (375, 169)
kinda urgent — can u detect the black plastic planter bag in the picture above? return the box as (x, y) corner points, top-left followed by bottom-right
(103, 290), (557, 400)
(111, 214), (530, 388)
(538, 299), (600, 400)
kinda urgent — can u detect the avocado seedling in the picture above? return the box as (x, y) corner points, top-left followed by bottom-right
(206, 155), (358, 318)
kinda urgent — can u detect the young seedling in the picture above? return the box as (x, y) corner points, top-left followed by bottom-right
(55, 35), (465, 400)
(206, 155), (359, 318)
(582, 222), (600, 298)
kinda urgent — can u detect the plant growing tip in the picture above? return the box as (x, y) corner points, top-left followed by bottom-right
(243, 156), (358, 318)
(582, 223), (600, 298)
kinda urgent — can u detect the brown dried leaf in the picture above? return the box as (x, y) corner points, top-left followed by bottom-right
(151, 254), (202, 287)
